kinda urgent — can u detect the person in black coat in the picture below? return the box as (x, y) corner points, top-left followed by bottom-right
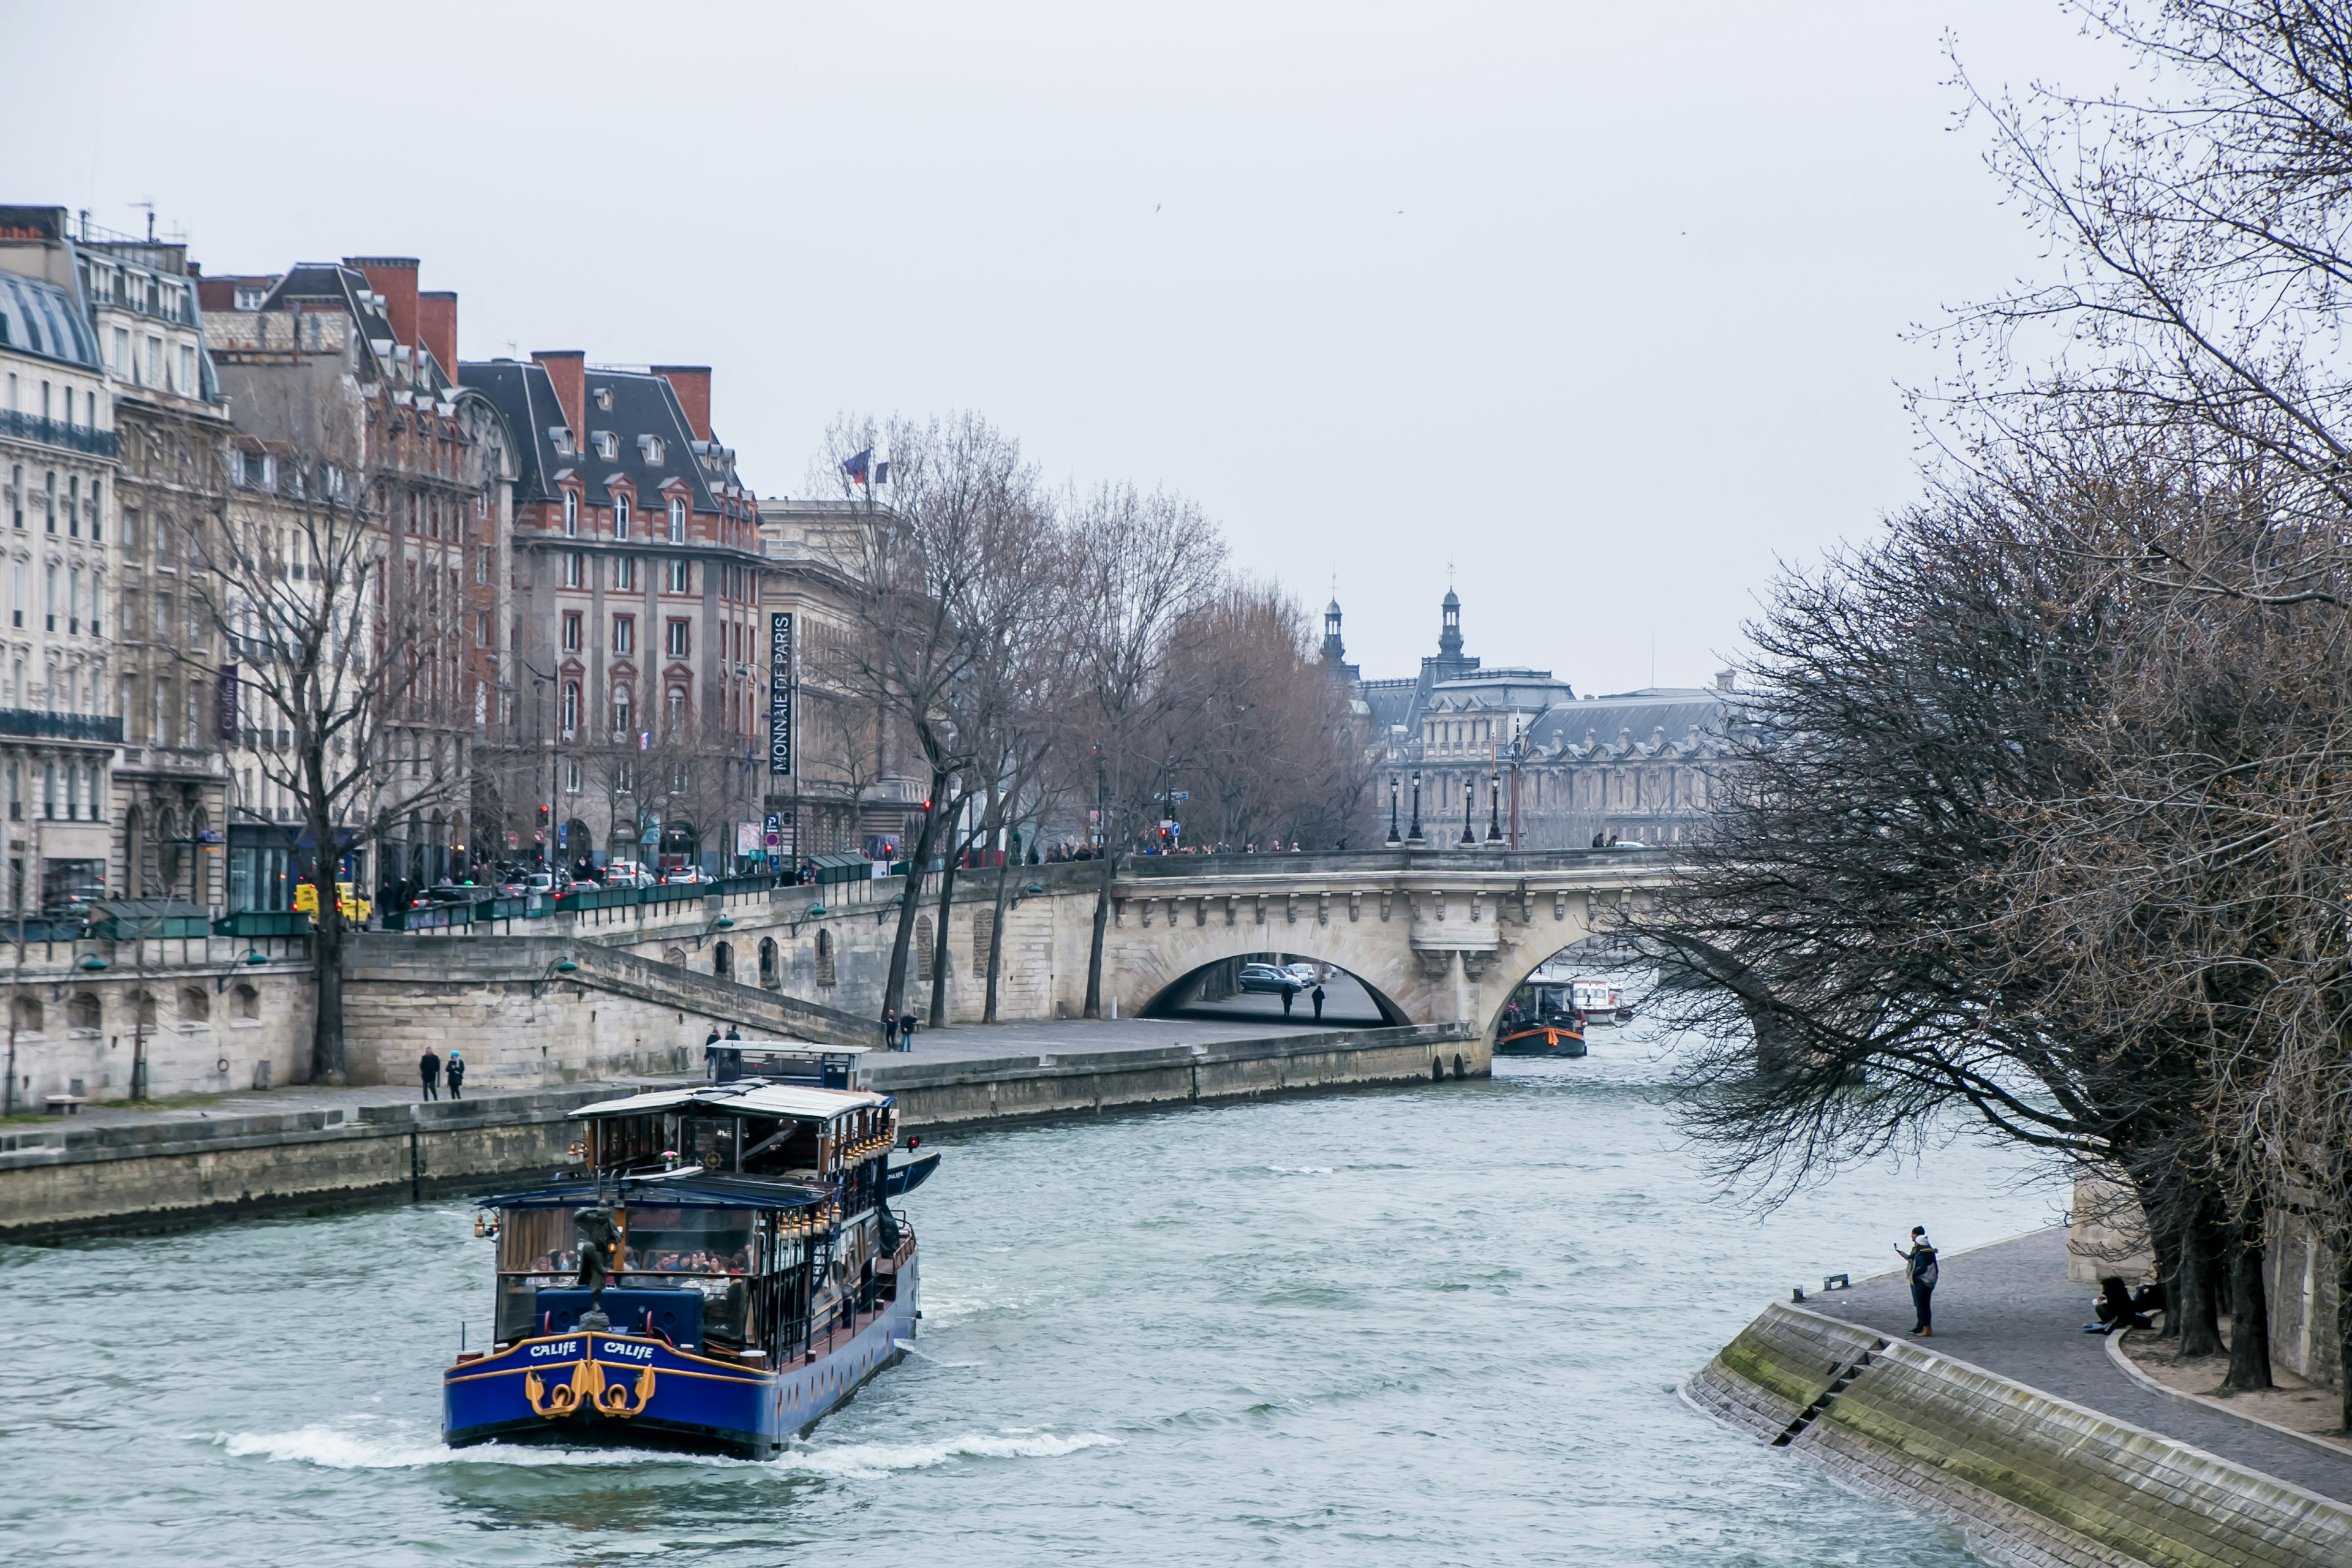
(418, 1049), (441, 1101)
(1897, 1226), (1939, 1336)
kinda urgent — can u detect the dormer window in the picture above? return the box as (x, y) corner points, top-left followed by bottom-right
(595, 388), (614, 412)
(594, 431), (619, 461)
(233, 285), (266, 310)
(562, 490), (579, 535)
(639, 434), (665, 466)
(549, 426), (574, 456)
(667, 496), (686, 543)
(614, 494), (631, 539)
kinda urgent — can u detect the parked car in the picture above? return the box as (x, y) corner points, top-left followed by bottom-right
(524, 872), (556, 894)
(605, 859), (654, 888)
(1236, 962), (1297, 997)
(661, 866), (713, 886)
(411, 883), (477, 910)
(1281, 962), (1322, 989)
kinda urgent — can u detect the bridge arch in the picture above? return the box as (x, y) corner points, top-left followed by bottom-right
(1136, 950), (1413, 1026)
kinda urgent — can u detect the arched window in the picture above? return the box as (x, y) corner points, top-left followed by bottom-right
(914, 916), (933, 982)
(232, 983), (261, 1020)
(713, 941), (733, 981)
(180, 986), (210, 1024)
(758, 937), (778, 990)
(562, 489), (579, 536)
(614, 494), (631, 539)
(12, 997), (42, 1033)
(667, 497), (685, 542)
(611, 683), (631, 737)
(815, 929), (835, 987)
(67, 992), (99, 1031)
(131, 990), (157, 1027)
(560, 681), (580, 736)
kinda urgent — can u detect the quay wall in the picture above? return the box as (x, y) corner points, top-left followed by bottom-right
(0, 1022), (1477, 1242)
(0, 1087), (623, 1243)
(1687, 1299), (2352, 1567)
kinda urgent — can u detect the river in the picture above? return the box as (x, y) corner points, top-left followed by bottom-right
(3, 1031), (2056, 1566)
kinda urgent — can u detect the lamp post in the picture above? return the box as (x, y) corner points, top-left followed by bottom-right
(1487, 765), (1502, 843)
(1386, 774), (1400, 846)
(1406, 770), (1423, 846)
(1459, 772), (1477, 846)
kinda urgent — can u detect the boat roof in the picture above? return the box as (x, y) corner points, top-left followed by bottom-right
(720, 1038), (870, 1056)
(480, 1173), (830, 1212)
(574, 1080), (889, 1123)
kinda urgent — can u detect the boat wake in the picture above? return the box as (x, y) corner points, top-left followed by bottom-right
(203, 1424), (1119, 1476)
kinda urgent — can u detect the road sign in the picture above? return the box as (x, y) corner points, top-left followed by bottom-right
(1169, 791), (1188, 801)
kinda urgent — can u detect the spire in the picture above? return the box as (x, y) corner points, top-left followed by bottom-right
(1321, 594), (1346, 666)
(1439, 586), (1463, 659)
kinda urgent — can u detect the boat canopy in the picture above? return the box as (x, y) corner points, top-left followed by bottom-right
(478, 1174), (830, 1213)
(574, 1082), (888, 1124)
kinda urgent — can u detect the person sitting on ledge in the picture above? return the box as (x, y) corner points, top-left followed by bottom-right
(2083, 1275), (2165, 1334)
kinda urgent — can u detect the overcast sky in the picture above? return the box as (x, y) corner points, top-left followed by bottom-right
(3, 1), (2109, 692)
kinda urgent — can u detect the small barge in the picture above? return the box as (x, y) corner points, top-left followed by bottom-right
(1495, 980), (1587, 1057)
(442, 1044), (935, 1458)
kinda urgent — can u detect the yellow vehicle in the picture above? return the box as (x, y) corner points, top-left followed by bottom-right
(293, 881), (372, 925)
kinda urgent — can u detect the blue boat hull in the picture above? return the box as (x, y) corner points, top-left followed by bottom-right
(443, 1255), (919, 1459)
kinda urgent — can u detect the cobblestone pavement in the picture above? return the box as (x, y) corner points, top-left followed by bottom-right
(1803, 1224), (2352, 1502)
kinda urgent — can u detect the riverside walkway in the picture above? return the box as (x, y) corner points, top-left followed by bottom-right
(1803, 1226), (2352, 1503)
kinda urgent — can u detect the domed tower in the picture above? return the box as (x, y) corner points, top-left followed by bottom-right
(1439, 587), (1463, 659)
(1321, 597), (1346, 666)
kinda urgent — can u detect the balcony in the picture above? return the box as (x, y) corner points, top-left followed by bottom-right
(0, 710), (123, 744)
(0, 410), (119, 460)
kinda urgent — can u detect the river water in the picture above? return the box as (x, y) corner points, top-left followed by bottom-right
(4, 1031), (2057, 1566)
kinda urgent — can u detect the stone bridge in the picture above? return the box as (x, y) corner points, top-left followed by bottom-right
(493, 848), (1679, 1042)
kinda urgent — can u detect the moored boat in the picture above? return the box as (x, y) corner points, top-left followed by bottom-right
(442, 1047), (932, 1459)
(1494, 979), (1588, 1057)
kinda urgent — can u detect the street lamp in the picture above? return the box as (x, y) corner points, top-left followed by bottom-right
(1458, 771), (1477, 846)
(1407, 770), (1423, 846)
(1386, 774), (1400, 846)
(1487, 765), (1502, 843)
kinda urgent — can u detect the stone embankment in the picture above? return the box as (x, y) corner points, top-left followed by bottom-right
(1688, 1298), (2352, 1567)
(0, 1019), (1476, 1242)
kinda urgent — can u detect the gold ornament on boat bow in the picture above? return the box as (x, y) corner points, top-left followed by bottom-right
(524, 1354), (657, 1420)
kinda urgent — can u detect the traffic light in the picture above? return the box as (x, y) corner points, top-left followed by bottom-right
(537, 805), (550, 826)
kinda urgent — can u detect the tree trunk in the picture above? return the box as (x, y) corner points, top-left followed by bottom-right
(984, 815), (1015, 1024)
(2177, 1202), (2226, 1359)
(1083, 846), (1114, 1019)
(927, 846), (959, 1028)
(2222, 1219), (2274, 1392)
(881, 767), (949, 1016)
(2337, 1227), (2352, 1434)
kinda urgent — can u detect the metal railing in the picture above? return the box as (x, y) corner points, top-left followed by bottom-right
(0, 709), (124, 743)
(0, 409), (118, 459)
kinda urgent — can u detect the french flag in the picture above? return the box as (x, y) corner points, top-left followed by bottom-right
(842, 448), (872, 484)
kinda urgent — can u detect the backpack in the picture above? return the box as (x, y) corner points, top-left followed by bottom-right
(1915, 1249), (1939, 1289)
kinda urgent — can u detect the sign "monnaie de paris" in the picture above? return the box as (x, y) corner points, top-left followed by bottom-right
(768, 612), (795, 777)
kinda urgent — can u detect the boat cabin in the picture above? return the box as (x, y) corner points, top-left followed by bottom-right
(480, 1080), (907, 1368)
(704, 1037), (870, 1088)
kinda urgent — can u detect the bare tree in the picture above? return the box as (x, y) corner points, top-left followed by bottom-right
(179, 404), (472, 1085)
(1062, 483), (1226, 1017)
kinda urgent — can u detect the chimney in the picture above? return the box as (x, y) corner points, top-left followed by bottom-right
(417, 290), (458, 381)
(652, 365), (712, 441)
(1715, 668), (1736, 692)
(344, 256), (420, 350)
(533, 350), (586, 447)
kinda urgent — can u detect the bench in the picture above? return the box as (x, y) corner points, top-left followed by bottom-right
(44, 1095), (88, 1115)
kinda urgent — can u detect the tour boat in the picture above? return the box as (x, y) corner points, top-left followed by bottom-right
(442, 1057), (931, 1460)
(1495, 979), (1588, 1057)
(1571, 978), (1633, 1025)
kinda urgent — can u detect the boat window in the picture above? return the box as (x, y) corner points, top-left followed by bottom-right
(741, 1117), (821, 1175)
(496, 1207), (578, 1281)
(624, 1205), (755, 1276)
(679, 1114), (738, 1172)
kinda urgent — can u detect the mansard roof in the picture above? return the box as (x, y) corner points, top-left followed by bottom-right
(260, 263), (454, 396)
(0, 273), (100, 369)
(459, 359), (725, 517)
(1527, 687), (1760, 759)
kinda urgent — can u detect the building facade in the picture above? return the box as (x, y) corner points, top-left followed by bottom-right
(1327, 589), (1755, 848)
(202, 256), (516, 907)
(463, 353), (762, 875)
(0, 253), (124, 916)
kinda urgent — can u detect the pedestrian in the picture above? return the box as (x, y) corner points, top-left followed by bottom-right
(445, 1049), (466, 1100)
(418, 1047), (441, 1101)
(725, 1023), (741, 1041)
(881, 1006), (897, 1051)
(1311, 984), (1326, 1022)
(1280, 983), (1295, 1017)
(1897, 1226), (1939, 1336)
(705, 1025), (721, 1050)
(898, 1010), (917, 1051)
